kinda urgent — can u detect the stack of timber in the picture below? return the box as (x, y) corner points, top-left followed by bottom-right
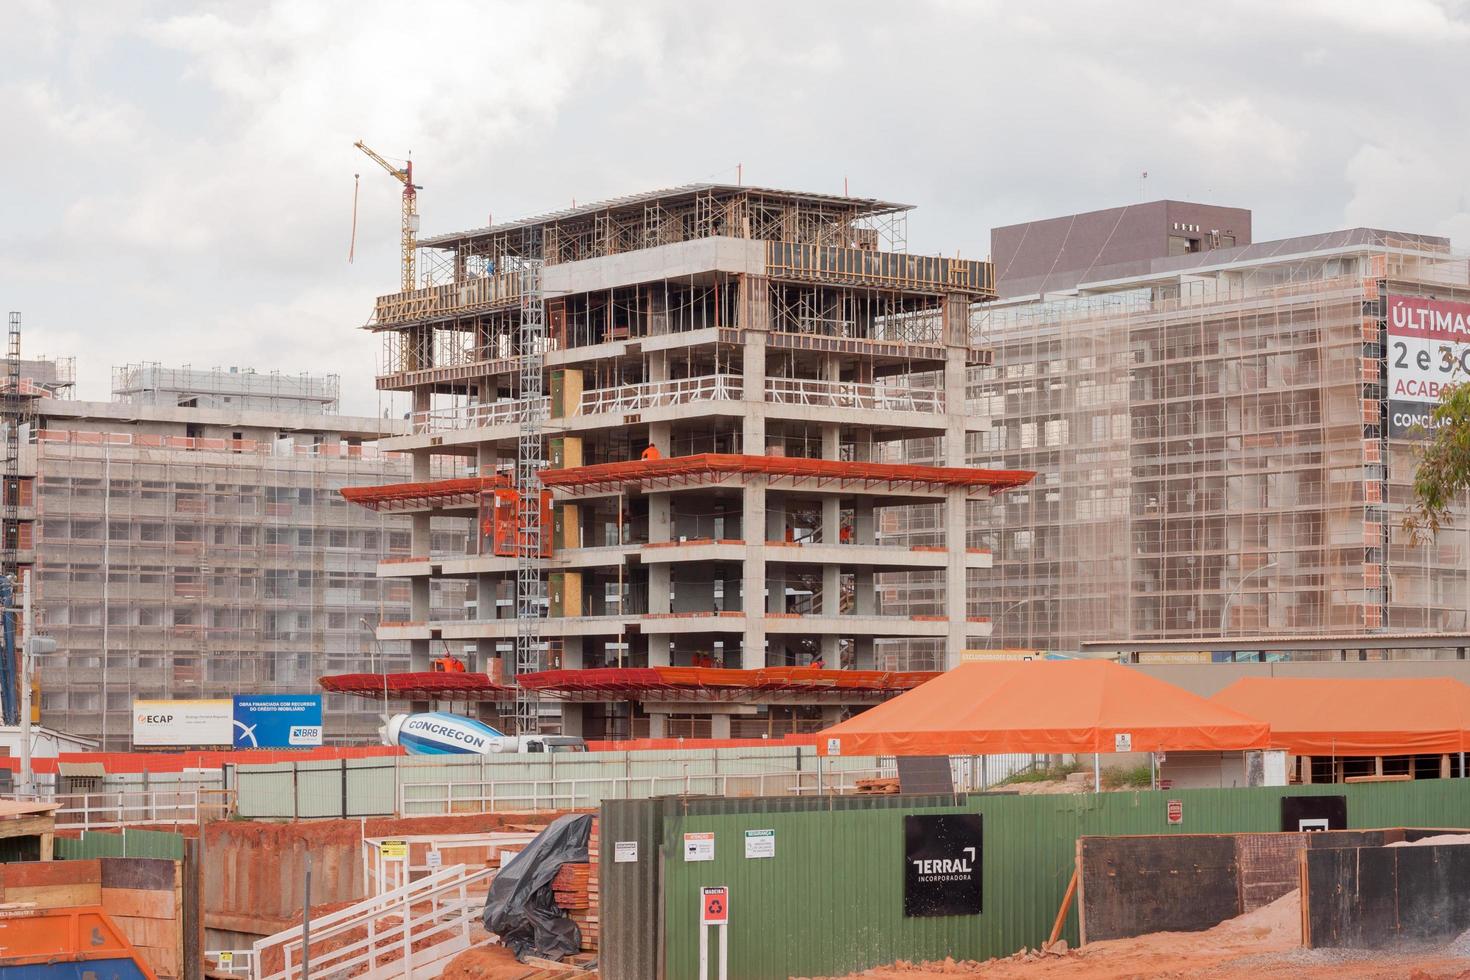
(855, 777), (900, 795)
(551, 822), (599, 951)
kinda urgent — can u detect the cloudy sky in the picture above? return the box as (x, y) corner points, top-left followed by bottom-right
(4, 0), (1470, 414)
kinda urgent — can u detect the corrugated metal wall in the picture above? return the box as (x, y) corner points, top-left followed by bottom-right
(600, 793), (964, 980)
(55, 829), (186, 860)
(654, 781), (1470, 979)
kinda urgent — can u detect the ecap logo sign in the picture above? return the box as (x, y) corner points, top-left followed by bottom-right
(903, 813), (983, 917)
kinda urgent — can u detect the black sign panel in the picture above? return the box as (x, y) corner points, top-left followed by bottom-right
(1281, 795), (1347, 832)
(904, 813), (982, 917)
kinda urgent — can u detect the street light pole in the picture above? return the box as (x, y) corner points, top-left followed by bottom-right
(1219, 561), (1280, 635)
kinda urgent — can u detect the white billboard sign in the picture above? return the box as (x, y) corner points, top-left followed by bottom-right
(132, 698), (234, 747)
(1387, 294), (1470, 437)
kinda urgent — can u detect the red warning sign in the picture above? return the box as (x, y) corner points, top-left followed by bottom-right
(1166, 799), (1183, 826)
(701, 885), (729, 925)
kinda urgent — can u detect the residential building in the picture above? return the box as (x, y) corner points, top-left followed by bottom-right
(968, 208), (1470, 653)
(28, 364), (467, 748)
(341, 184), (1029, 738)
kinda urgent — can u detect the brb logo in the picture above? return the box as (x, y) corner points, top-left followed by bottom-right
(903, 813), (983, 917)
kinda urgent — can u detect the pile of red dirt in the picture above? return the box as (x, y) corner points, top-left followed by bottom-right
(814, 890), (1470, 979)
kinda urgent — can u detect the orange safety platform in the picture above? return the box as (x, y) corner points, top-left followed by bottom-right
(341, 454), (1035, 509)
(517, 666), (940, 702)
(319, 671), (517, 702)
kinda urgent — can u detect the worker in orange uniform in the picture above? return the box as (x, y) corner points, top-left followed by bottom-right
(641, 444), (661, 461)
(432, 654), (466, 673)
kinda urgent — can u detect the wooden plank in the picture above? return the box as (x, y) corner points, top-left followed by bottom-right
(102, 885), (177, 918)
(101, 856), (177, 890)
(1049, 868), (1079, 947)
(0, 858), (100, 888)
(6, 882), (103, 908)
(1075, 837), (1087, 946)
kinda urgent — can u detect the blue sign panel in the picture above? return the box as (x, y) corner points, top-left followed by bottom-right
(232, 695), (324, 748)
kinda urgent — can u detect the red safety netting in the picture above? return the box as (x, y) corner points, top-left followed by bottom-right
(341, 454), (1033, 510)
(518, 666), (939, 702)
(319, 672), (517, 702)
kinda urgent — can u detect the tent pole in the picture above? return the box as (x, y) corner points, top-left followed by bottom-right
(1093, 753), (1100, 793)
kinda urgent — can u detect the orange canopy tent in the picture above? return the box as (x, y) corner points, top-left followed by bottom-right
(1211, 677), (1470, 756)
(817, 660), (1270, 757)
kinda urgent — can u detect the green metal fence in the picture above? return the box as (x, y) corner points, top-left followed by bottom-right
(54, 828), (186, 861)
(658, 781), (1470, 979)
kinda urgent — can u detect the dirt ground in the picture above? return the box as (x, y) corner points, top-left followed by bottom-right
(441, 940), (585, 980)
(815, 891), (1470, 980)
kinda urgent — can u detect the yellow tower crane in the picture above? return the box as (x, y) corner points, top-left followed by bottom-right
(354, 140), (421, 292)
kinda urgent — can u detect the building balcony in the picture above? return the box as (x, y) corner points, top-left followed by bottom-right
(405, 374), (948, 440)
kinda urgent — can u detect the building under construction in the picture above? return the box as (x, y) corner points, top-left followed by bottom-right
(24, 363), (468, 748)
(959, 203), (1470, 653)
(338, 184), (1031, 738)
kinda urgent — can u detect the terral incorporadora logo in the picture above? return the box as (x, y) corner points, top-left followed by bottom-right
(911, 846), (978, 883)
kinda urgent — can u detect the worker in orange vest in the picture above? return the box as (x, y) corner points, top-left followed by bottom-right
(432, 654), (466, 673)
(641, 444), (661, 461)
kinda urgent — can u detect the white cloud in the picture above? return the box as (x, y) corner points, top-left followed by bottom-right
(4, 0), (1470, 414)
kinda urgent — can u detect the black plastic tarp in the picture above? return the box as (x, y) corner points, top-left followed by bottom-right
(483, 812), (592, 961)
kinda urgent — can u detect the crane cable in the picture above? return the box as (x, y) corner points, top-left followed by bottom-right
(348, 173), (360, 263)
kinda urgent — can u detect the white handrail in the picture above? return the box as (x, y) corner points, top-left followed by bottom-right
(764, 377), (945, 413)
(580, 373), (742, 415)
(251, 862), (491, 980)
(395, 765), (902, 816)
(412, 396), (549, 434)
(5, 787), (228, 830)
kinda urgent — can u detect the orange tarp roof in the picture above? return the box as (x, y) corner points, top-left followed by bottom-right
(1211, 677), (1470, 755)
(817, 660), (1270, 756)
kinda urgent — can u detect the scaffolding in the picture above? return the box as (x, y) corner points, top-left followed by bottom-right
(931, 233), (1470, 653)
(113, 363), (341, 414)
(514, 251), (547, 734)
(29, 404), (469, 749)
(350, 183), (1014, 738)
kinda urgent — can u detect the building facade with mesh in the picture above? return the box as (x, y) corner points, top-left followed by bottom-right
(28, 367), (467, 748)
(958, 224), (1470, 652)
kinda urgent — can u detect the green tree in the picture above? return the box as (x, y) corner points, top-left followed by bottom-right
(1407, 382), (1470, 539)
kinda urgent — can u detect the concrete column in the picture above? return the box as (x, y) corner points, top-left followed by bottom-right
(855, 569), (875, 615)
(710, 714), (732, 739)
(742, 333), (767, 454)
(822, 497), (841, 544)
(648, 712), (668, 739)
(822, 566), (841, 616)
(648, 493), (672, 619)
(944, 489), (968, 668)
(821, 423), (840, 461)
(765, 494), (786, 544)
(741, 284), (770, 669)
(943, 343), (970, 669)
(854, 636), (875, 669)
(743, 481), (767, 669)
(648, 350), (671, 454)
(648, 634), (672, 667)
(561, 636), (585, 669)
(559, 702), (586, 737)
(854, 501), (876, 546)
